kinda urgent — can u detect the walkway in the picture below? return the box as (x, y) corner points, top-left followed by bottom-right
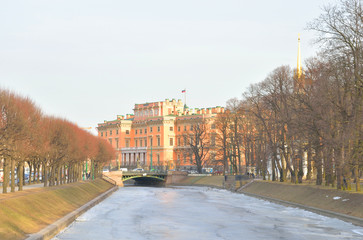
(0, 183), (44, 193)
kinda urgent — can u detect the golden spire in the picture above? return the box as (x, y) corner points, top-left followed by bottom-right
(297, 33), (302, 79)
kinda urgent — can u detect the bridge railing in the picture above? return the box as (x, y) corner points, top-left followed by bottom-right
(102, 174), (117, 186)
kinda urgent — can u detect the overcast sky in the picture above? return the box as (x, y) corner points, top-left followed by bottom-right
(0, 0), (336, 135)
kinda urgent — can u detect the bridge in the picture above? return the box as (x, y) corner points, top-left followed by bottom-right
(122, 172), (167, 185)
(103, 171), (171, 186)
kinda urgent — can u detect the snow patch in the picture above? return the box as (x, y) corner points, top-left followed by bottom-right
(353, 229), (363, 236)
(333, 196), (341, 200)
(342, 199), (349, 202)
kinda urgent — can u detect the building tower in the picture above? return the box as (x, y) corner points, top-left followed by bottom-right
(297, 33), (302, 79)
(294, 34), (305, 92)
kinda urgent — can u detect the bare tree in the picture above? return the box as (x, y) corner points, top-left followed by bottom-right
(308, 0), (363, 190)
(182, 118), (210, 173)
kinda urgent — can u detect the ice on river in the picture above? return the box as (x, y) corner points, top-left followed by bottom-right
(53, 186), (363, 240)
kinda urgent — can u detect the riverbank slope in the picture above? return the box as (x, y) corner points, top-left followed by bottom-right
(0, 179), (114, 240)
(172, 176), (363, 225)
(239, 180), (363, 219)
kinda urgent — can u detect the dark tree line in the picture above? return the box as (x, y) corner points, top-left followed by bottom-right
(0, 89), (115, 193)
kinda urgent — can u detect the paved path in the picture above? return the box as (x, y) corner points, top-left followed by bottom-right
(0, 183), (44, 194)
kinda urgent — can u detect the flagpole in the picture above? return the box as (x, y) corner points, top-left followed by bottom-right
(184, 88), (186, 107)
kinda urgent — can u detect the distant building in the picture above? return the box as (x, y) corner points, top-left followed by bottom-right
(97, 99), (224, 171)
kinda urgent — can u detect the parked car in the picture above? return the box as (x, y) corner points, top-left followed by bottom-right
(132, 168), (144, 172)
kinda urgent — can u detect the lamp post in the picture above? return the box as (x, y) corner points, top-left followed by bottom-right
(83, 160), (88, 180)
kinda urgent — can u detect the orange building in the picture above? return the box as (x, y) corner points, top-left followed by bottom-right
(97, 99), (224, 172)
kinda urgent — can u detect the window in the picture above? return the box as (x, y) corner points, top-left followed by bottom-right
(126, 130), (130, 134)
(110, 130), (112, 136)
(150, 138), (153, 147)
(190, 125), (193, 131)
(157, 154), (160, 165)
(177, 137), (180, 146)
(210, 152), (216, 161)
(170, 138), (173, 146)
(140, 139), (143, 147)
(109, 139), (112, 145)
(211, 124), (216, 129)
(101, 132), (103, 137)
(106, 132), (108, 137)
(145, 139), (147, 147)
(135, 140), (138, 147)
(177, 154), (180, 164)
(183, 154), (187, 164)
(150, 127), (153, 133)
(190, 153), (193, 164)
(116, 138), (119, 148)
(144, 128), (147, 134)
(126, 140), (130, 148)
(157, 126), (160, 132)
(116, 129), (119, 134)
(135, 130), (138, 134)
(157, 137), (160, 146)
(178, 126), (180, 132)
(184, 136), (187, 146)
(170, 126), (173, 131)
(211, 135), (216, 146)
(184, 125), (187, 131)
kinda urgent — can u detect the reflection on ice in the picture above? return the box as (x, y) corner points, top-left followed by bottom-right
(53, 186), (363, 240)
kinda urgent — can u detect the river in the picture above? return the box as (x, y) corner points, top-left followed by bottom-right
(53, 186), (363, 240)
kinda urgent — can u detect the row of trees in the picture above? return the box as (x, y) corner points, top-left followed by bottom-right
(0, 89), (115, 193)
(212, 0), (362, 191)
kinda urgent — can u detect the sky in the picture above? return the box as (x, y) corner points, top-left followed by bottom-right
(0, 0), (337, 135)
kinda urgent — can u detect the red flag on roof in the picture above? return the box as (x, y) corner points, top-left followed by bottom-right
(182, 89), (186, 93)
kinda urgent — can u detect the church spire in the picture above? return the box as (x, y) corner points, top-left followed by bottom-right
(297, 33), (302, 79)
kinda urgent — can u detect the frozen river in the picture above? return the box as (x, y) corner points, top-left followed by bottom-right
(53, 186), (363, 240)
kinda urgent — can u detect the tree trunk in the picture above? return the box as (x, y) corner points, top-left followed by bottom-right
(355, 167), (360, 192)
(36, 164), (41, 183)
(27, 161), (32, 185)
(56, 166), (60, 185)
(18, 161), (24, 191)
(315, 148), (323, 185)
(10, 158), (15, 192)
(306, 146), (312, 180)
(336, 147), (343, 190)
(43, 162), (48, 187)
(50, 166), (55, 186)
(272, 158), (276, 181)
(2, 158), (9, 193)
